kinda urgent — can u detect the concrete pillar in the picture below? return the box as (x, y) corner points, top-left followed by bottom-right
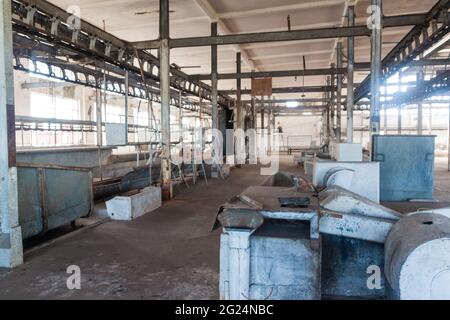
(0, 0), (23, 268)
(159, 0), (172, 200)
(211, 22), (219, 177)
(346, 6), (355, 143)
(336, 42), (343, 142)
(370, 0), (382, 136)
(226, 229), (252, 300)
(448, 102), (450, 171)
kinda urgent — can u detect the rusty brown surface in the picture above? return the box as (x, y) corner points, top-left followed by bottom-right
(251, 78), (273, 96)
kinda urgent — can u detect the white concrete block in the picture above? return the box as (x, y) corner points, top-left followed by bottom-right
(106, 187), (161, 221)
(333, 143), (363, 162)
(313, 161), (380, 203)
(105, 123), (127, 146)
(0, 226), (23, 268)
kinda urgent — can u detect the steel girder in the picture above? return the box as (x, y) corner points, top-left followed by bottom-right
(221, 86), (335, 95)
(354, 0), (450, 102)
(188, 59), (450, 81)
(132, 14), (432, 49)
(11, 0), (230, 111)
(383, 70), (450, 107)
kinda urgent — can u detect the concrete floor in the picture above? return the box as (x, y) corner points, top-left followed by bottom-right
(0, 156), (449, 299)
(0, 165), (268, 300)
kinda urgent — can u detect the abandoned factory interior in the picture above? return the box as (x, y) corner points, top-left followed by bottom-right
(1, 0), (450, 302)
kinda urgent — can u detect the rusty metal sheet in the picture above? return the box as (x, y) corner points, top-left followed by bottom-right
(251, 78), (272, 96)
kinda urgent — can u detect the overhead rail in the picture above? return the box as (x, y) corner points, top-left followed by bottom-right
(11, 0), (232, 110)
(354, 0), (450, 102)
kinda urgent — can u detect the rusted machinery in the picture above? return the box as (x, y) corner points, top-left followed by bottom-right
(217, 171), (450, 300)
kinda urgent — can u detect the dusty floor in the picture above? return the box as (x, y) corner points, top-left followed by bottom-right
(0, 164), (269, 300)
(0, 156), (449, 299)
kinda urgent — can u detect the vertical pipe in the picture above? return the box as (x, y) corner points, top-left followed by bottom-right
(159, 0), (172, 200)
(211, 22), (218, 131)
(95, 86), (102, 146)
(236, 52), (242, 132)
(124, 70), (129, 144)
(448, 102), (450, 171)
(417, 68), (424, 135)
(211, 22), (219, 177)
(179, 90), (183, 151)
(382, 86), (388, 134)
(429, 104), (433, 135)
(398, 71), (402, 135)
(370, 0), (382, 136)
(330, 65), (336, 138)
(326, 76), (331, 141)
(267, 103), (272, 153)
(251, 95), (256, 129)
(346, 6), (355, 143)
(0, 0), (22, 268)
(261, 104), (265, 132)
(235, 52), (243, 165)
(336, 42), (342, 142)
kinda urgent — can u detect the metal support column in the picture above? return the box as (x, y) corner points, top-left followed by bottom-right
(429, 104), (433, 135)
(261, 106), (265, 133)
(251, 96), (256, 129)
(326, 76), (331, 141)
(383, 86), (388, 134)
(370, 0), (382, 136)
(236, 51), (243, 166)
(346, 6), (355, 143)
(330, 65), (336, 137)
(95, 86), (102, 146)
(267, 105), (272, 153)
(236, 52), (242, 132)
(336, 42), (343, 142)
(124, 70), (129, 144)
(159, 0), (172, 200)
(211, 21), (219, 177)
(417, 68), (424, 135)
(0, 0), (23, 268)
(397, 71), (402, 134)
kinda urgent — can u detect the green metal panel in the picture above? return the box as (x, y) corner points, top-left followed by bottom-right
(17, 166), (92, 239)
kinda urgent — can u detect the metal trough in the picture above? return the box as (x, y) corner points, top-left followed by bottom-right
(17, 163), (93, 239)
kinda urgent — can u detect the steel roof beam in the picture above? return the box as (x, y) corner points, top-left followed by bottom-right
(131, 14), (431, 49)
